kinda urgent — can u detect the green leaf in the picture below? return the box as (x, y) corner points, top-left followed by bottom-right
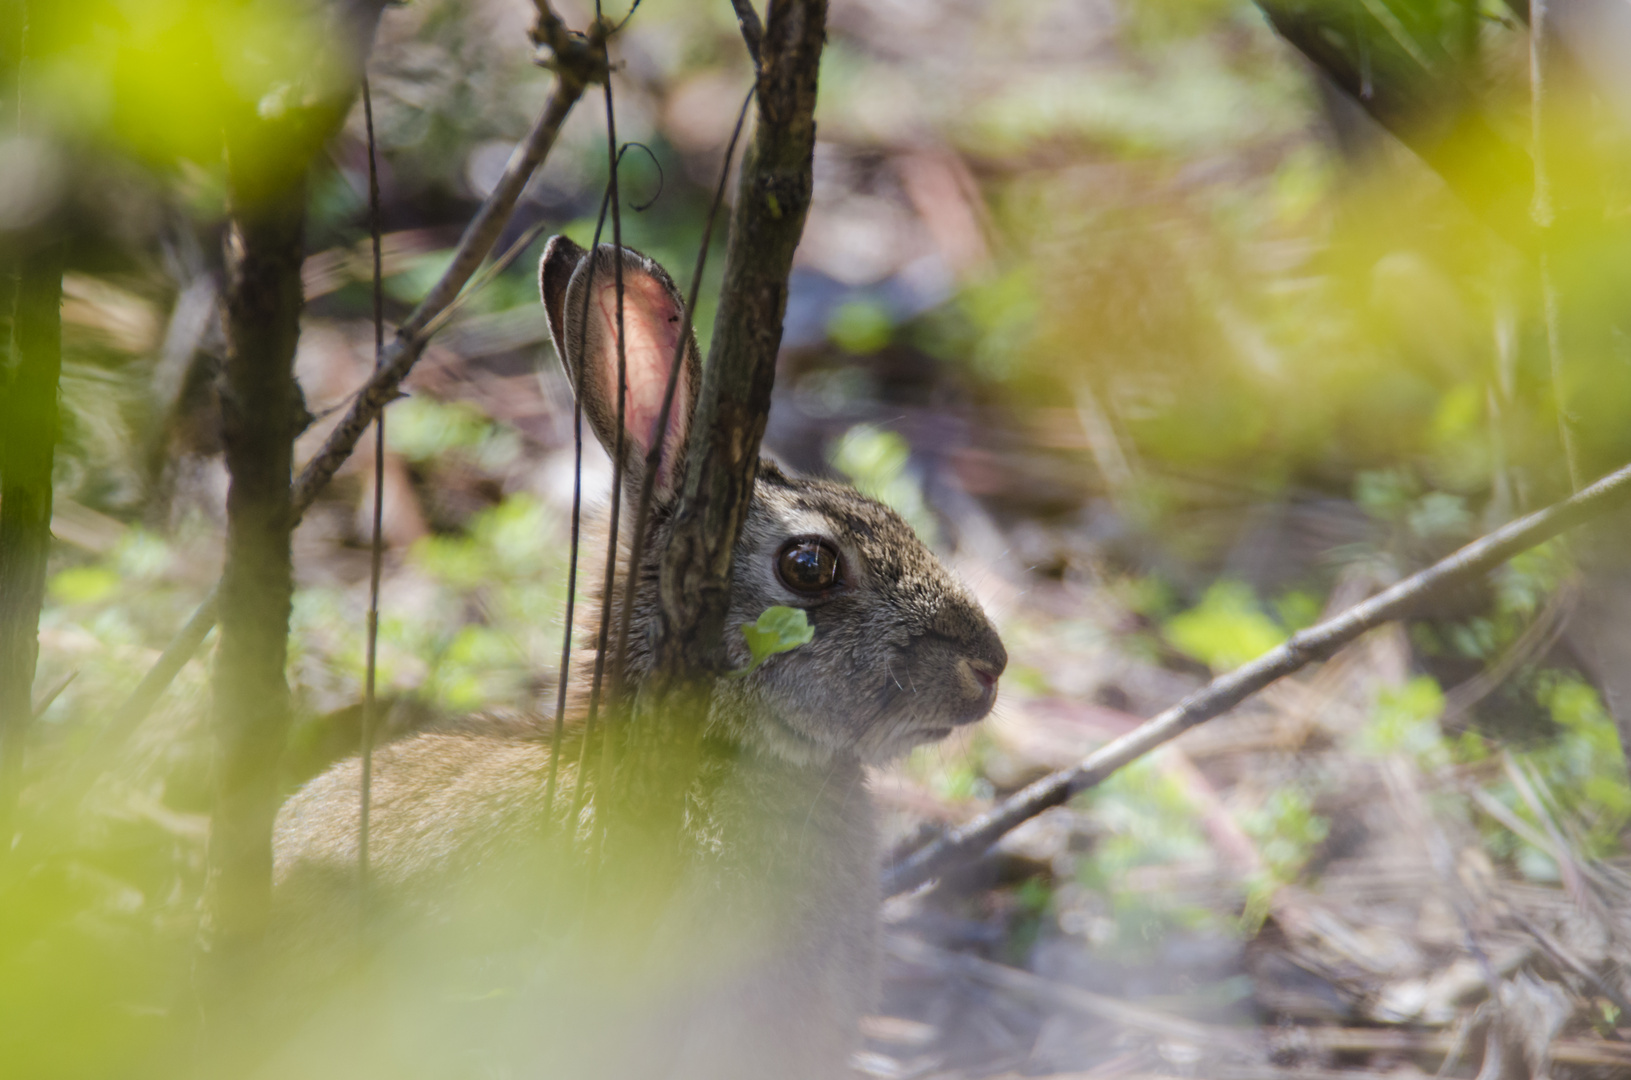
(1163, 581), (1286, 671)
(732, 606), (815, 679)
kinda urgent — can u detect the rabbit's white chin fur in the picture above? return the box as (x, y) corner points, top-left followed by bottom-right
(711, 647), (999, 769)
(745, 707), (846, 769)
(727, 701), (975, 769)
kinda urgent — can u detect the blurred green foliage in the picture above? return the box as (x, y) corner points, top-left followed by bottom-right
(830, 423), (941, 546)
(1238, 784), (1329, 930)
(1356, 675), (1449, 762)
(1164, 580), (1288, 670)
(26, 0), (347, 168)
(294, 493), (565, 714)
(1076, 759), (1224, 949)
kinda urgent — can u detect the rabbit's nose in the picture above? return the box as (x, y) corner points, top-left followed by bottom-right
(969, 657), (1001, 692)
(968, 623), (1007, 685)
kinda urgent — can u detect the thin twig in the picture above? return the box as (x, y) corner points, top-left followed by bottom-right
(29, 670), (76, 720)
(540, 143), (663, 824)
(110, 36), (602, 744)
(418, 219), (554, 340)
(104, 597), (219, 746)
(357, 72), (387, 922)
(546, 182), (614, 823)
(588, 32), (630, 794)
(564, 185), (619, 823)
(730, 0), (764, 67)
(884, 456), (1631, 896)
(1293, 1025), (1631, 1069)
(294, 76), (592, 516)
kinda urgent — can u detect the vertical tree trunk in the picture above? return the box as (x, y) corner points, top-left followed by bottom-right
(0, 241), (65, 844)
(654, 0), (828, 685)
(206, 153), (306, 956)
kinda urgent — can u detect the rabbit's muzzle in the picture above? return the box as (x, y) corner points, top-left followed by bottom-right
(896, 621), (1007, 737)
(943, 650), (1006, 728)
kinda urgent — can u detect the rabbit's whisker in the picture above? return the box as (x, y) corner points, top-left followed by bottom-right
(885, 658), (904, 692)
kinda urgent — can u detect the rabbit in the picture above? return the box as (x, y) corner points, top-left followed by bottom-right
(270, 237), (1007, 1080)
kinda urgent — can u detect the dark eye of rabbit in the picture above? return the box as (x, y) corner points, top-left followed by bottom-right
(777, 538), (841, 594)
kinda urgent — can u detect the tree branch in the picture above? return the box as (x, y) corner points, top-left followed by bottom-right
(109, 40), (600, 743)
(653, 0), (826, 686)
(293, 55), (596, 514)
(206, 147), (305, 954)
(884, 456), (1631, 897)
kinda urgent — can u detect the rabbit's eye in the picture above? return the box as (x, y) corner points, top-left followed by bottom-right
(777, 538), (841, 594)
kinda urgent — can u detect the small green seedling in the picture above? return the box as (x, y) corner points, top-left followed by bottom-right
(732, 606), (814, 678)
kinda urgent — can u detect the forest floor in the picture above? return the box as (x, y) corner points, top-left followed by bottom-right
(292, 315), (1631, 1079)
(24, 0), (1631, 1064)
(865, 560), (1631, 1079)
(29, 213), (1631, 1080)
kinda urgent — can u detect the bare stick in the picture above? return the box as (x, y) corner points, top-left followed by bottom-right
(1287, 1027), (1631, 1070)
(730, 0), (764, 67)
(884, 456), (1631, 896)
(563, 176), (624, 821)
(111, 35), (601, 741)
(105, 596), (219, 743)
(357, 72), (386, 919)
(586, 36), (630, 794)
(292, 67), (593, 518)
(545, 182), (613, 820)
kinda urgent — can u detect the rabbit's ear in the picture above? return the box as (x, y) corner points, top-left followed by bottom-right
(540, 237), (702, 502)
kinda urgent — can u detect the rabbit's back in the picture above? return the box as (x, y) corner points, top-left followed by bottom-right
(274, 729), (560, 898)
(272, 725), (877, 1080)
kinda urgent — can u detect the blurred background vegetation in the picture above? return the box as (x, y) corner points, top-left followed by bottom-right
(4, 0), (1631, 1076)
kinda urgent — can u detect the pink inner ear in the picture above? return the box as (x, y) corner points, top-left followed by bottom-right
(596, 277), (689, 489)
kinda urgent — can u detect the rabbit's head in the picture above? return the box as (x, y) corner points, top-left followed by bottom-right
(541, 239), (1006, 767)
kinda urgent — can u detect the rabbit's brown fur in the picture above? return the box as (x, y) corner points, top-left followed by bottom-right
(271, 239), (1005, 1080)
